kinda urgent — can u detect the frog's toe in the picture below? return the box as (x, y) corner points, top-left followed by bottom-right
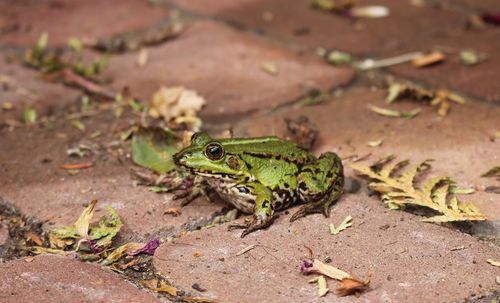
(227, 222), (250, 231)
(290, 204), (322, 222)
(238, 214), (277, 238)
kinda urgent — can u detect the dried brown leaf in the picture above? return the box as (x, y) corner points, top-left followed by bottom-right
(60, 162), (94, 170)
(335, 273), (371, 296)
(412, 51), (445, 67)
(148, 86), (205, 130)
(236, 244), (256, 256)
(350, 158), (486, 222)
(25, 231), (44, 246)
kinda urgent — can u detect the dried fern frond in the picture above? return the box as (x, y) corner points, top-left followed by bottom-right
(350, 156), (486, 222)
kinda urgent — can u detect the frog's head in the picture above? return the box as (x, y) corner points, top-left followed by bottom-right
(173, 132), (246, 177)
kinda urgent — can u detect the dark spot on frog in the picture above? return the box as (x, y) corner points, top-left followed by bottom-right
(284, 183), (290, 188)
(326, 171), (334, 179)
(262, 200), (270, 208)
(228, 156), (239, 169)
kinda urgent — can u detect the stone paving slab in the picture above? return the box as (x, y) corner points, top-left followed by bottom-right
(0, 254), (161, 303)
(387, 27), (500, 103)
(0, 0), (170, 48)
(245, 87), (500, 225)
(0, 120), (223, 242)
(104, 20), (354, 121)
(154, 191), (500, 303)
(170, 0), (500, 103)
(0, 59), (80, 121)
(169, 0), (463, 56)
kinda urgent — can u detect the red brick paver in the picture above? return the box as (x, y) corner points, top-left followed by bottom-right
(154, 196), (500, 303)
(104, 20), (354, 121)
(0, 0), (170, 48)
(0, 255), (161, 303)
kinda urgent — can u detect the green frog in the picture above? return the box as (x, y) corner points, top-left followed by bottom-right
(173, 132), (344, 237)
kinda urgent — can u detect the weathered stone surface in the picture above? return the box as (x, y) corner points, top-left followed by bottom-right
(170, 0), (463, 55)
(104, 20), (354, 121)
(246, 88), (500, 224)
(0, 0), (170, 48)
(170, 0), (500, 103)
(387, 27), (500, 103)
(0, 120), (224, 242)
(154, 191), (500, 303)
(0, 254), (161, 303)
(0, 59), (80, 121)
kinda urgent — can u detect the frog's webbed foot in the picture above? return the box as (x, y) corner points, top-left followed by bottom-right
(228, 214), (277, 238)
(228, 182), (275, 238)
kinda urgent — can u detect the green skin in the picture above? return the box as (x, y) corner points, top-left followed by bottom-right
(173, 132), (344, 237)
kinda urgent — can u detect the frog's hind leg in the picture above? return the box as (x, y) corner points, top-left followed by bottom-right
(290, 152), (344, 222)
(227, 182), (276, 238)
(290, 185), (342, 222)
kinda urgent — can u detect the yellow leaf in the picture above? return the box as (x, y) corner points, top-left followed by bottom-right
(317, 275), (329, 297)
(487, 259), (500, 267)
(350, 158), (486, 222)
(329, 216), (353, 235)
(100, 242), (144, 266)
(310, 259), (351, 280)
(74, 200), (97, 238)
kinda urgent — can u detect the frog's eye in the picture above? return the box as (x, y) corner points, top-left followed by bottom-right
(204, 143), (224, 161)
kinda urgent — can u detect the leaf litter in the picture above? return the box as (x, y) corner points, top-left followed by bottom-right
(369, 105), (421, 119)
(386, 81), (465, 116)
(301, 258), (371, 297)
(148, 86), (206, 131)
(329, 215), (353, 235)
(350, 156), (487, 222)
(13, 200), (213, 301)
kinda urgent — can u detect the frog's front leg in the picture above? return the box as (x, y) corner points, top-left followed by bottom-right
(228, 182), (276, 238)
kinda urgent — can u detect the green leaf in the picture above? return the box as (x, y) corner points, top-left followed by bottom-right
(148, 186), (171, 193)
(298, 89), (330, 107)
(34, 32), (48, 58)
(326, 50), (351, 66)
(89, 206), (123, 248)
(311, 0), (335, 10)
(23, 106), (37, 124)
(67, 37), (83, 52)
(131, 127), (181, 173)
(329, 216), (353, 235)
